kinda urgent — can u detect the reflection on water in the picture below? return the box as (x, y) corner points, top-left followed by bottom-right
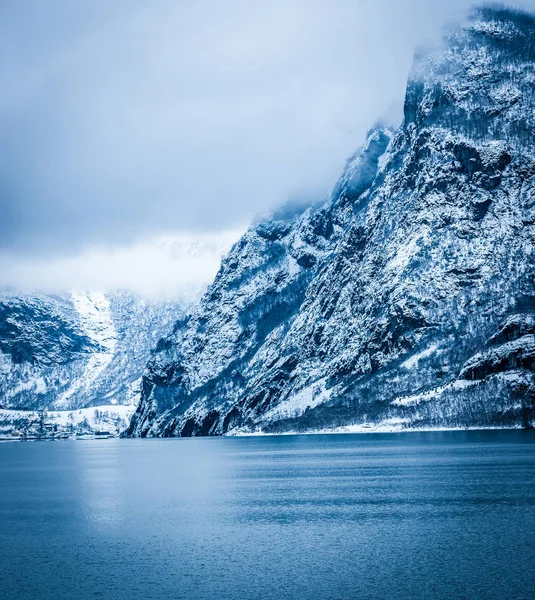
(0, 430), (534, 600)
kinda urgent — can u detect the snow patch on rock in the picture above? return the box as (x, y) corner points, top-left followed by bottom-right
(54, 292), (117, 408)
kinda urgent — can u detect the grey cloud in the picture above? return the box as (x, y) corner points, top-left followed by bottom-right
(1, 0), (534, 258)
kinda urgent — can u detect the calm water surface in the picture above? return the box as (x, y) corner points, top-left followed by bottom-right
(0, 430), (534, 600)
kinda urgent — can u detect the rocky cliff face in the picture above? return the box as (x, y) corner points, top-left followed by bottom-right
(127, 6), (535, 437)
(0, 291), (188, 411)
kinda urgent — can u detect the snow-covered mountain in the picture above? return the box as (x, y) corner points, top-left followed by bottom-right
(0, 227), (238, 438)
(127, 6), (535, 437)
(0, 290), (190, 412)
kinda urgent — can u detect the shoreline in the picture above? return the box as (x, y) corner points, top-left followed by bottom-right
(0, 423), (531, 443)
(227, 424), (528, 437)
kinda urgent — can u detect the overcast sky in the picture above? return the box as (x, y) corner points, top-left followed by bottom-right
(1, 0), (534, 295)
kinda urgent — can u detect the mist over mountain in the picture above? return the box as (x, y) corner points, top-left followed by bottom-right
(0, 234), (237, 437)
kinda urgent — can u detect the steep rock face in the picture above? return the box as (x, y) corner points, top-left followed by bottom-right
(0, 291), (187, 410)
(128, 6), (535, 437)
(461, 333), (535, 380)
(459, 308), (535, 428)
(0, 293), (96, 366)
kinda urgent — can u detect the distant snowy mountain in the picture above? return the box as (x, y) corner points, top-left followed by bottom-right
(0, 228), (237, 438)
(127, 6), (535, 437)
(0, 289), (196, 438)
(0, 290), (190, 412)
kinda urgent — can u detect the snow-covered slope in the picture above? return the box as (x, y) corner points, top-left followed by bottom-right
(0, 290), (190, 411)
(127, 6), (535, 437)
(0, 405), (134, 439)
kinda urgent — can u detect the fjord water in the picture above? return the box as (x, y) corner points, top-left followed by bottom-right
(0, 432), (534, 600)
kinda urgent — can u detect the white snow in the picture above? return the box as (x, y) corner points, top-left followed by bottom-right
(386, 235), (421, 271)
(54, 292), (117, 408)
(4, 375), (47, 399)
(47, 404), (135, 428)
(0, 404), (135, 436)
(260, 379), (332, 422)
(72, 291), (117, 351)
(401, 344), (441, 369)
(469, 19), (519, 40)
(315, 417), (411, 434)
(228, 419), (515, 437)
(392, 379), (477, 407)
